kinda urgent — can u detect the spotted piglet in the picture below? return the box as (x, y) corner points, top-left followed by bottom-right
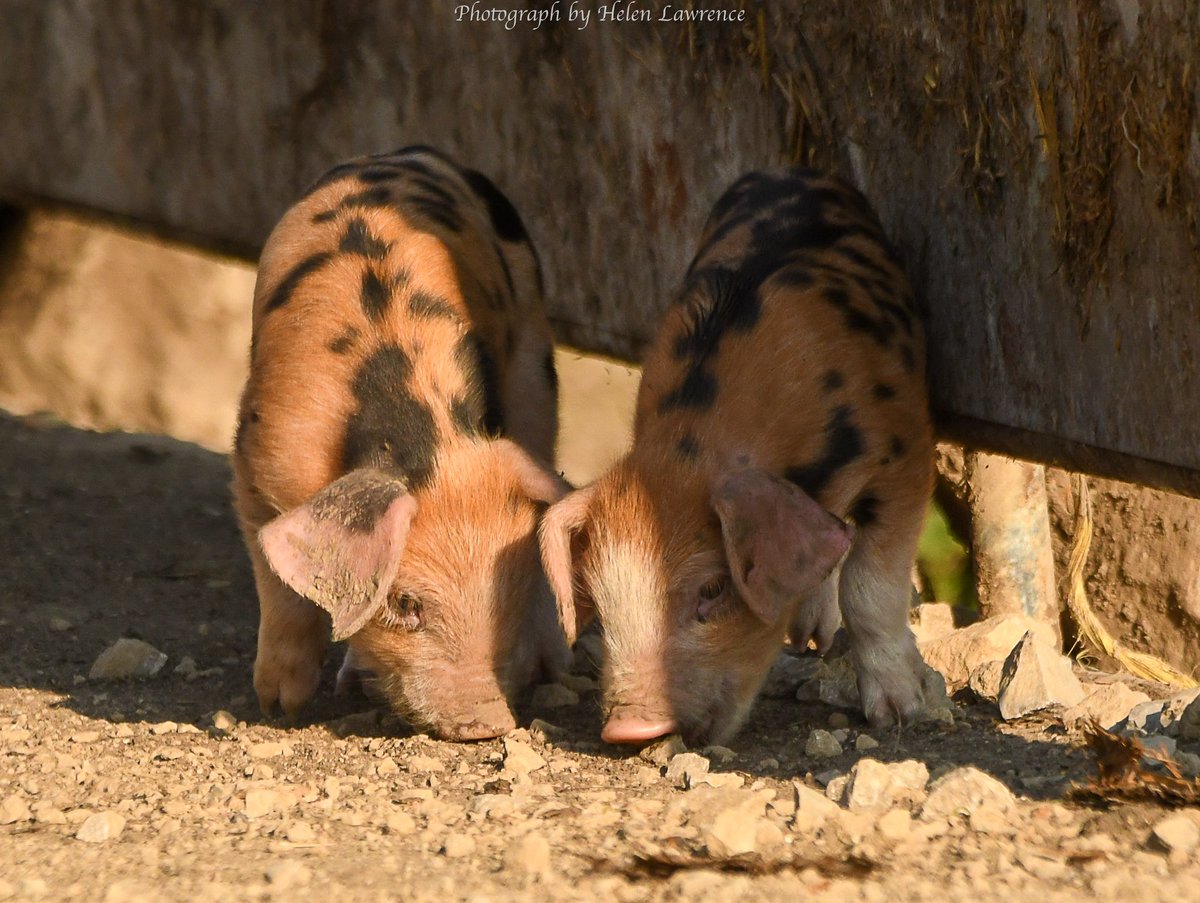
(232, 146), (569, 739)
(541, 168), (937, 746)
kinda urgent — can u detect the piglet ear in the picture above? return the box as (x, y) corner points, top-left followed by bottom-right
(538, 484), (597, 646)
(493, 438), (572, 504)
(259, 469), (418, 641)
(711, 469), (853, 626)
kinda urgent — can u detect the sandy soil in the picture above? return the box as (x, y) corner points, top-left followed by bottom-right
(2, 410), (1199, 902)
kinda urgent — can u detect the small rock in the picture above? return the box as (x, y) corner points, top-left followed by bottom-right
(689, 772), (745, 790)
(48, 616), (72, 632)
(909, 602), (956, 644)
(877, 808), (912, 840)
(1063, 683), (1152, 731)
(1179, 696), (1200, 741)
(529, 683), (579, 709)
(639, 734), (686, 766)
(88, 639), (167, 681)
(244, 788), (280, 819)
(385, 811), (417, 835)
(75, 812), (126, 842)
(996, 631), (1085, 720)
(827, 712), (850, 729)
(172, 656), (198, 678)
(211, 711), (237, 733)
(920, 614), (1055, 686)
(443, 834), (476, 858)
(1150, 814), (1200, 855)
(666, 752), (711, 788)
(1124, 688), (1200, 737)
(148, 721), (178, 735)
(407, 754), (445, 774)
(855, 734), (880, 751)
(968, 660), (1006, 701)
(920, 767), (1015, 821)
(762, 653), (821, 698)
(263, 861), (311, 889)
(699, 790), (771, 856)
(701, 746), (737, 765)
(841, 758), (929, 811)
(824, 774), (849, 802)
(282, 821), (316, 843)
(0, 794), (32, 825)
(248, 742), (287, 760)
(805, 729), (843, 759)
(502, 738), (546, 776)
(505, 832), (551, 876)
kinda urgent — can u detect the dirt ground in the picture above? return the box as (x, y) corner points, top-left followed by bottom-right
(2, 410), (1199, 902)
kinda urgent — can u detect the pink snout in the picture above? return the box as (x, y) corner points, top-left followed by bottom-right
(601, 713), (677, 745)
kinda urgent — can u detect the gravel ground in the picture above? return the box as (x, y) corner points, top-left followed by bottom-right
(2, 410), (1199, 902)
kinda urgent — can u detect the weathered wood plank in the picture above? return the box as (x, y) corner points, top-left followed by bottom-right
(2, 1), (1198, 493)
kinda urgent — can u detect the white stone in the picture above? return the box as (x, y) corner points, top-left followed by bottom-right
(0, 794), (32, 825)
(666, 752), (710, 788)
(1150, 814), (1200, 854)
(920, 614), (1056, 686)
(842, 758), (929, 811)
(877, 808), (912, 841)
(502, 738), (546, 776)
(1063, 683), (1152, 731)
(996, 631), (1085, 720)
(920, 767), (1016, 821)
(75, 811), (126, 842)
(805, 729), (843, 759)
(88, 638), (167, 680)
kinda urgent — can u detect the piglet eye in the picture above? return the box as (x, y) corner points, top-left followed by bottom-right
(696, 574), (730, 623)
(379, 593), (423, 631)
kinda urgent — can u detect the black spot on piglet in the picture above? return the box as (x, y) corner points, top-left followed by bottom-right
(342, 346), (438, 489)
(784, 405), (864, 497)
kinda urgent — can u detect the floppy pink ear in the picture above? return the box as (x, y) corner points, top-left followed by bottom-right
(493, 438), (572, 504)
(259, 469), (418, 641)
(711, 469), (853, 625)
(538, 484), (597, 646)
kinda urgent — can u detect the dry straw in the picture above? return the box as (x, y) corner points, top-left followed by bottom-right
(1066, 474), (1198, 689)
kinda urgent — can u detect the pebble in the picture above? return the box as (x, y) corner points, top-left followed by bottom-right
(88, 638), (168, 680)
(376, 757), (400, 776)
(1063, 683), (1152, 731)
(243, 788), (280, 819)
(529, 683), (579, 708)
(0, 794), (32, 825)
(148, 721), (177, 735)
(828, 712), (851, 729)
(639, 735), (686, 766)
(805, 729), (843, 759)
(48, 616), (72, 632)
(263, 861), (311, 889)
(919, 614), (1054, 686)
(502, 738), (546, 776)
(877, 808), (912, 841)
(248, 742), (288, 760)
(211, 711), (237, 733)
(75, 811), (126, 842)
(996, 631), (1085, 720)
(1150, 814), (1200, 855)
(443, 833), (476, 858)
(666, 752), (710, 788)
(689, 772), (745, 790)
(920, 767), (1016, 821)
(855, 734), (880, 751)
(505, 832), (552, 876)
(385, 811), (417, 835)
(841, 758), (929, 811)
(281, 821), (316, 843)
(792, 782), (841, 830)
(407, 754), (445, 774)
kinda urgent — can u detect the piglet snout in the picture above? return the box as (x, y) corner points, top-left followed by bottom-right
(601, 711), (677, 745)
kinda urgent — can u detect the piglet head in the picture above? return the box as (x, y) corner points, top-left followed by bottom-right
(542, 458), (851, 747)
(261, 440), (569, 740)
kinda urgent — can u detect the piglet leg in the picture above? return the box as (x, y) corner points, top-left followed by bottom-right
(788, 567), (842, 654)
(837, 532), (928, 727)
(248, 542), (329, 719)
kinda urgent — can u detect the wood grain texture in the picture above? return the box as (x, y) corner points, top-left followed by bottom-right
(1, 1), (1197, 492)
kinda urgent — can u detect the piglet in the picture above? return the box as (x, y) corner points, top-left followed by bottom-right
(541, 168), (936, 745)
(232, 146), (568, 739)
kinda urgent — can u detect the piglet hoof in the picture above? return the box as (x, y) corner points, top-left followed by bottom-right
(254, 645), (324, 721)
(789, 598), (840, 654)
(853, 642), (928, 729)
